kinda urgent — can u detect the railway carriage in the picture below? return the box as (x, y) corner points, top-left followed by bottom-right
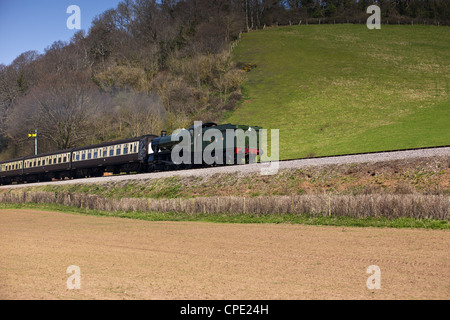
(0, 157), (25, 185)
(22, 151), (72, 183)
(71, 135), (157, 177)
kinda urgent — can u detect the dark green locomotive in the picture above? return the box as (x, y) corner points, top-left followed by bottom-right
(148, 122), (263, 170)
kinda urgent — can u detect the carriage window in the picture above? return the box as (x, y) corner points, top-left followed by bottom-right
(93, 151), (98, 159)
(116, 147), (121, 155)
(123, 146), (128, 154)
(81, 153), (85, 160)
(110, 149), (114, 156)
(87, 152), (92, 160)
(42, 160), (45, 166)
(63, 156), (67, 163)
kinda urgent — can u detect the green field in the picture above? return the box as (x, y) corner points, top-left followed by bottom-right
(226, 24), (450, 160)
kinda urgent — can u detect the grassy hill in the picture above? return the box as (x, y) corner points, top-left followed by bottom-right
(225, 24), (450, 160)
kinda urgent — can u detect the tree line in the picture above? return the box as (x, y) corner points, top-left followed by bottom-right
(0, 0), (448, 159)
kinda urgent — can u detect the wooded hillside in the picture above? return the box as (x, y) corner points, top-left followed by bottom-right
(0, 0), (448, 159)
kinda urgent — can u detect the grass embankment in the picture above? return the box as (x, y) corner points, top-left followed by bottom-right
(16, 157), (449, 198)
(1, 157), (448, 229)
(226, 24), (450, 159)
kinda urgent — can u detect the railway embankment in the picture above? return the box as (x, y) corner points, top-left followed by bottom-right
(1, 154), (448, 226)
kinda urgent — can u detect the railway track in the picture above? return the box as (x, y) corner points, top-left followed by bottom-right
(1, 145), (449, 190)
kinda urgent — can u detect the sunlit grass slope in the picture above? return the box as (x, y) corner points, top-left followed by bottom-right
(226, 24), (450, 160)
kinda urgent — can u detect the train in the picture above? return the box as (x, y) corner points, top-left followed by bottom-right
(0, 122), (263, 186)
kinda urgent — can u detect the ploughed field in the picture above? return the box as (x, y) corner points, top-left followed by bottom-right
(1, 209), (448, 300)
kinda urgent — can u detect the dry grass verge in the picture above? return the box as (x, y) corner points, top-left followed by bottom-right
(1, 191), (448, 221)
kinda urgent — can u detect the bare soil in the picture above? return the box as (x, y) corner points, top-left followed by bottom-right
(0, 209), (449, 300)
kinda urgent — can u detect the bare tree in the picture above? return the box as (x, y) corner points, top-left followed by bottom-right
(114, 91), (164, 137)
(7, 72), (107, 153)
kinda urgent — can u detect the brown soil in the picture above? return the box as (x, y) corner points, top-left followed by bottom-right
(0, 209), (449, 300)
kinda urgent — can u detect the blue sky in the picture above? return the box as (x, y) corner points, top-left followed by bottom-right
(0, 0), (123, 65)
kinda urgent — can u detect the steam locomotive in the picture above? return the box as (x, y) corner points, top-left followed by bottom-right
(0, 122), (262, 185)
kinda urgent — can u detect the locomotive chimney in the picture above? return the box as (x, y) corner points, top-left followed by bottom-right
(161, 130), (167, 137)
